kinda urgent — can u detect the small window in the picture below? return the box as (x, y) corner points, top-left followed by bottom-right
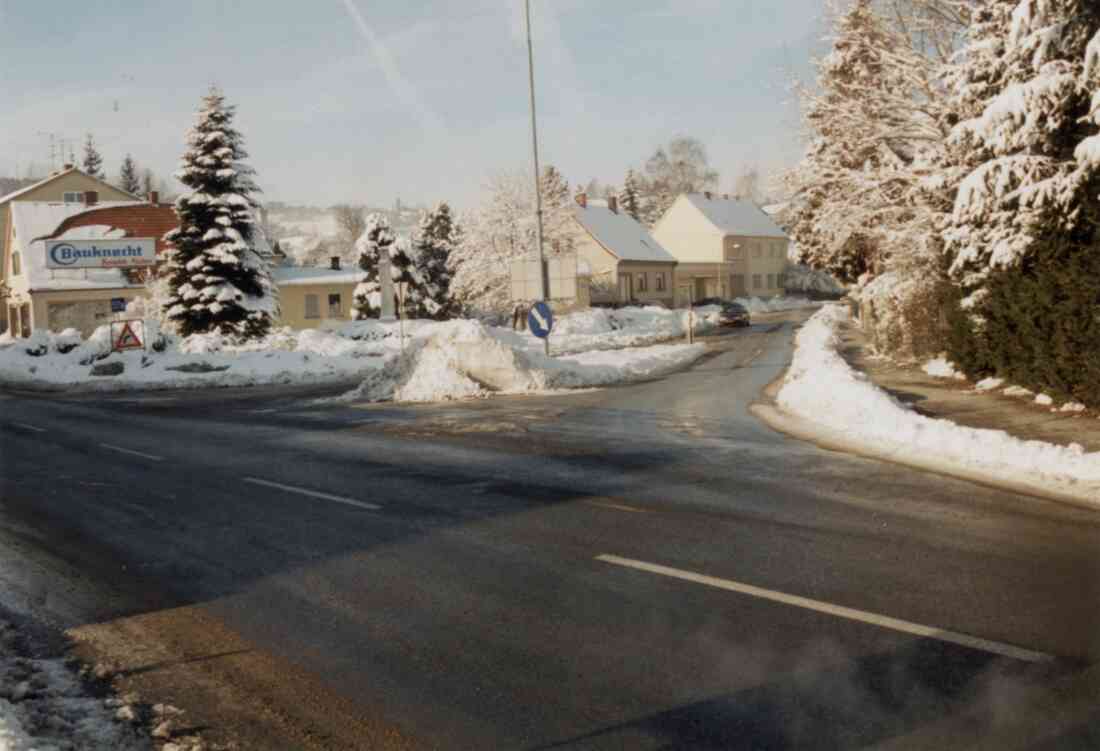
(752, 274), (762, 290)
(726, 243), (743, 260)
(753, 242), (762, 259)
(778, 273), (787, 288)
(637, 273), (648, 292)
(767, 273), (775, 289)
(305, 294), (320, 319)
(656, 273), (666, 292)
(328, 293), (342, 318)
(63, 192), (84, 204)
(732, 274), (745, 293)
(11, 252), (21, 276)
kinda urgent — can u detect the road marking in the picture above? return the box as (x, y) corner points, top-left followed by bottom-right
(243, 477), (380, 511)
(596, 554), (1056, 663)
(12, 422), (46, 433)
(99, 443), (164, 462)
(584, 500), (650, 514)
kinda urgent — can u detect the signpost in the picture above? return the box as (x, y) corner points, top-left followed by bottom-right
(45, 239), (156, 270)
(110, 320), (145, 352)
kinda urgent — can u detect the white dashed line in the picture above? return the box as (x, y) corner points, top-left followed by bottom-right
(596, 554), (1056, 663)
(243, 477), (381, 511)
(99, 443), (165, 462)
(12, 423), (46, 433)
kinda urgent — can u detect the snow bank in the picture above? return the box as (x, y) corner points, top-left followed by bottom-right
(339, 320), (706, 403)
(777, 305), (1100, 497)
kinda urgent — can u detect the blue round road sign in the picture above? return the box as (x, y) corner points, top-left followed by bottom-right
(527, 301), (554, 339)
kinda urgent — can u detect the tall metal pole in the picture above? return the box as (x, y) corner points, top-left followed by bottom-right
(525, 0), (550, 357)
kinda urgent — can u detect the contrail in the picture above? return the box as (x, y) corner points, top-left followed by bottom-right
(338, 0), (448, 138)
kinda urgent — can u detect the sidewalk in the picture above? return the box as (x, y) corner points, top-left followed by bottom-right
(837, 322), (1100, 453)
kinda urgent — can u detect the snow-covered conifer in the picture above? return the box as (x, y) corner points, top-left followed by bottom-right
(119, 154), (141, 195)
(540, 165), (575, 255)
(940, 0), (1100, 307)
(413, 202), (460, 319)
(618, 170), (642, 222)
(82, 134), (104, 179)
(162, 87), (277, 339)
(352, 213), (428, 319)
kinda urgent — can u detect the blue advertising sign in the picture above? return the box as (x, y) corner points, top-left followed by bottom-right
(45, 238), (156, 270)
(110, 298), (127, 313)
(527, 301), (554, 339)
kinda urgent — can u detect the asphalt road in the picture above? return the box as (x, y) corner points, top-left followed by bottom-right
(1, 309), (1099, 749)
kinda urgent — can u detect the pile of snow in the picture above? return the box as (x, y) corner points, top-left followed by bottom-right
(777, 305), (1100, 496)
(0, 322), (388, 393)
(975, 377), (1004, 391)
(339, 320), (706, 404)
(922, 356), (966, 380)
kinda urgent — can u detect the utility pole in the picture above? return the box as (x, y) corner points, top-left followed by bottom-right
(524, 0), (550, 357)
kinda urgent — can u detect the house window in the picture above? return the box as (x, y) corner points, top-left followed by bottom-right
(656, 273), (666, 292)
(726, 243), (743, 260)
(752, 274), (762, 290)
(753, 241), (762, 259)
(637, 273), (648, 292)
(11, 252), (20, 276)
(767, 273), (775, 289)
(328, 293), (342, 318)
(63, 192), (84, 204)
(305, 294), (320, 319)
(778, 272), (787, 289)
(732, 274), (745, 293)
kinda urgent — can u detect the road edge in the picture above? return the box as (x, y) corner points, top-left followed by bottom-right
(751, 375), (1100, 514)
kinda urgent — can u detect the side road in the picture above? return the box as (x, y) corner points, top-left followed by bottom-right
(753, 306), (1100, 510)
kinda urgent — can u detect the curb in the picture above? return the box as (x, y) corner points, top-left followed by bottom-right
(751, 384), (1100, 515)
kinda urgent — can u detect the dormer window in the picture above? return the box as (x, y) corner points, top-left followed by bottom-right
(63, 192), (84, 204)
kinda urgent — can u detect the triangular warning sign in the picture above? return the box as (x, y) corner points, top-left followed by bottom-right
(114, 322), (143, 351)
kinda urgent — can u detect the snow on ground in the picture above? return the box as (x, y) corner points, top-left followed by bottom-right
(0, 620), (163, 751)
(333, 320), (706, 403)
(0, 302), (752, 397)
(777, 305), (1100, 498)
(922, 356), (965, 380)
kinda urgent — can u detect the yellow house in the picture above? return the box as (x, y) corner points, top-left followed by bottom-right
(1, 167), (136, 333)
(569, 194), (678, 308)
(271, 261), (362, 329)
(652, 193), (790, 305)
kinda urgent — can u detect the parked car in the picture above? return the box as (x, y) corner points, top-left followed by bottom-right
(693, 298), (751, 327)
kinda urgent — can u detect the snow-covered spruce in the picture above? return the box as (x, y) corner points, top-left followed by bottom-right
(940, 0), (1100, 307)
(352, 213), (429, 319)
(777, 305), (1100, 498)
(412, 202), (460, 320)
(618, 170), (643, 223)
(162, 87), (277, 340)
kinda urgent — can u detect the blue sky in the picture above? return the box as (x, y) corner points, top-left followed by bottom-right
(0, 0), (825, 208)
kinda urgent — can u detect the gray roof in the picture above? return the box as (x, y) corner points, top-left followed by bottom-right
(573, 203), (676, 263)
(684, 194), (787, 238)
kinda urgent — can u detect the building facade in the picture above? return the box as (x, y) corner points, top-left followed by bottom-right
(569, 194), (678, 308)
(271, 261), (362, 329)
(652, 193), (790, 305)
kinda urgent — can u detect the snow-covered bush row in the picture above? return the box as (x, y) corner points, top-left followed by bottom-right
(337, 320), (706, 404)
(778, 305), (1100, 495)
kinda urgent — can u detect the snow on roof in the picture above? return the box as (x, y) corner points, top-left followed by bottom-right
(10, 201), (145, 292)
(271, 266), (363, 287)
(573, 203), (676, 263)
(685, 194), (788, 238)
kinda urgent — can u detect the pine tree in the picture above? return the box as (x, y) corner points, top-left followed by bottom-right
(618, 169), (642, 222)
(82, 134), (104, 179)
(119, 154), (141, 195)
(352, 213), (427, 319)
(940, 0), (1100, 308)
(413, 202), (461, 320)
(539, 165), (575, 255)
(162, 87), (276, 340)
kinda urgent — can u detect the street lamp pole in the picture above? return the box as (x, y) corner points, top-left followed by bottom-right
(524, 0), (550, 356)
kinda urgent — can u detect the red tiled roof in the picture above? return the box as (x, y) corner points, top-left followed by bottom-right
(48, 204), (179, 253)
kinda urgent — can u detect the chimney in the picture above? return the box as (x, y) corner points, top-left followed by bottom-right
(84, 190), (98, 206)
(704, 191), (713, 201)
(330, 256), (341, 270)
(575, 191), (588, 209)
(607, 195), (618, 214)
(148, 190), (159, 205)
(723, 193), (730, 200)
(62, 163), (74, 171)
